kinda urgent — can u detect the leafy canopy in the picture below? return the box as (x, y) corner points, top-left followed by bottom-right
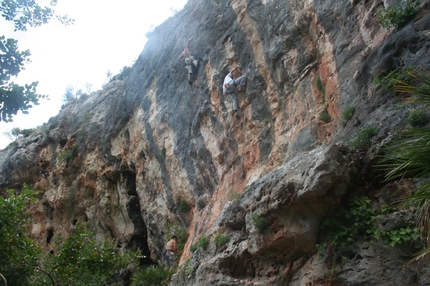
(0, 0), (73, 122)
(1, 0), (74, 32)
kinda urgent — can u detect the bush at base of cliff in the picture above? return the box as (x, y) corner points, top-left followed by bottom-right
(32, 222), (140, 286)
(0, 186), (41, 285)
(318, 197), (420, 248)
(130, 265), (173, 286)
(0, 185), (139, 286)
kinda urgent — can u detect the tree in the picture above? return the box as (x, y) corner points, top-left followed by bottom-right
(109, 66), (133, 82)
(0, 0), (73, 122)
(62, 85), (81, 104)
(32, 222), (139, 286)
(1, 0), (74, 32)
(0, 185), (140, 285)
(0, 185), (41, 285)
(0, 36), (45, 122)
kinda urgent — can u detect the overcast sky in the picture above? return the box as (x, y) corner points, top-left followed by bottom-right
(0, 0), (188, 149)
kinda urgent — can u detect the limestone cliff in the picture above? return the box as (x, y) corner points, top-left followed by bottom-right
(1, 0), (430, 285)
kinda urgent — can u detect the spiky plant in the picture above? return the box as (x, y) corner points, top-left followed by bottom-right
(380, 67), (430, 263)
(395, 67), (430, 104)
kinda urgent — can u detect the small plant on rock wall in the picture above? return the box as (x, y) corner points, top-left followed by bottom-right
(197, 235), (210, 249)
(58, 144), (79, 164)
(177, 199), (190, 213)
(317, 75), (326, 104)
(342, 106), (356, 126)
(186, 265), (197, 277)
(319, 111), (331, 123)
(190, 235), (210, 253)
(349, 126), (378, 150)
(376, 0), (418, 30)
(252, 213), (270, 231)
(230, 192), (241, 200)
(374, 67), (413, 91)
(277, 100), (282, 112)
(215, 233), (229, 247)
(189, 243), (198, 253)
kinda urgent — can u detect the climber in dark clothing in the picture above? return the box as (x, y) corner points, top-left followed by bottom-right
(37, 160), (49, 178)
(178, 37), (202, 85)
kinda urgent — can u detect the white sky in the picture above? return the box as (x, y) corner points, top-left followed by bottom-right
(0, 0), (188, 149)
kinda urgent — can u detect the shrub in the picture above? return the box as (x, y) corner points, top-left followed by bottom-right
(109, 66), (132, 82)
(58, 144), (79, 164)
(319, 111), (331, 123)
(32, 222), (139, 285)
(215, 234), (229, 247)
(5, 127), (35, 139)
(349, 126), (378, 150)
(376, 0), (418, 30)
(379, 68), (430, 263)
(189, 243), (198, 253)
(130, 265), (173, 286)
(407, 109), (429, 127)
(62, 86), (87, 105)
(198, 235), (209, 249)
(252, 213), (270, 231)
(316, 75), (324, 92)
(374, 67), (413, 91)
(190, 235), (210, 252)
(319, 197), (419, 247)
(342, 106), (356, 126)
(316, 75), (326, 104)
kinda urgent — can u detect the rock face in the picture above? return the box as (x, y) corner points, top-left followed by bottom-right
(1, 0), (430, 285)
